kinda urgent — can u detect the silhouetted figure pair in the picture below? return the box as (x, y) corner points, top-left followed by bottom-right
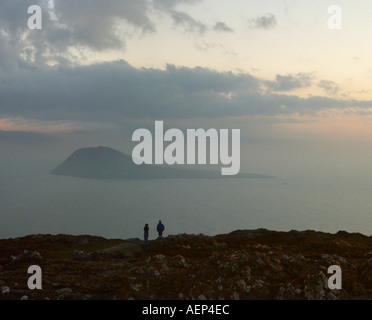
(143, 221), (165, 242)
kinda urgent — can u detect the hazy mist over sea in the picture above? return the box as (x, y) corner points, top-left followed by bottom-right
(2, 135), (372, 240)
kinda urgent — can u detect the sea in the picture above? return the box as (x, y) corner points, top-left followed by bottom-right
(1, 158), (372, 240)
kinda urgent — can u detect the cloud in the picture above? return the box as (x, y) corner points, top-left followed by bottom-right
(318, 80), (340, 95)
(0, 0), (40, 33)
(249, 14), (277, 30)
(169, 11), (207, 33)
(0, 61), (259, 122)
(264, 73), (313, 92)
(213, 22), (233, 33)
(51, 0), (155, 50)
(0, 0), (211, 69)
(282, 0), (289, 13)
(153, 0), (200, 7)
(0, 0), (49, 69)
(1, 61), (372, 132)
(194, 42), (225, 53)
(0, 0), (156, 68)
(153, 0), (207, 33)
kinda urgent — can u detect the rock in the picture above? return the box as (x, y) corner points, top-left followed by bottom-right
(253, 280), (265, 289)
(173, 255), (189, 268)
(244, 266), (252, 280)
(23, 250), (42, 259)
(154, 254), (166, 262)
(198, 295), (207, 300)
(236, 280), (250, 293)
(10, 255), (20, 262)
(73, 250), (88, 261)
(367, 258), (372, 268)
(131, 284), (142, 292)
(56, 288), (73, 294)
(232, 292), (240, 300)
(333, 255), (347, 264)
(352, 282), (366, 296)
(1, 286), (10, 294)
(21, 296), (29, 300)
(269, 262), (284, 272)
(29, 251), (42, 259)
(77, 237), (90, 246)
(10, 250), (42, 262)
(139, 269), (150, 276)
(56, 288), (73, 299)
(161, 262), (170, 272)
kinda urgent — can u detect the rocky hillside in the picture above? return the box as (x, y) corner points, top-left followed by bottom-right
(1, 229), (372, 300)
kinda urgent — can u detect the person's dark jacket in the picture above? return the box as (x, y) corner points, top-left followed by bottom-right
(157, 223), (165, 232)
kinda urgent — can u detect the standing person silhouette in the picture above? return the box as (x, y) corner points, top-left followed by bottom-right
(157, 220), (165, 238)
(144, 224), (149, 242)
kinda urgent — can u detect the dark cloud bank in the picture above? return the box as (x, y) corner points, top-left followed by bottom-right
(1, 61), (372, 127)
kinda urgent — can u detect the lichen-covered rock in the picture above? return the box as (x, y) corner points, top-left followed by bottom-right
(1, 287), (10, 294)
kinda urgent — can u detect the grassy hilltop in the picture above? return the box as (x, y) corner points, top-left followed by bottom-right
(1, 229), (372, 300)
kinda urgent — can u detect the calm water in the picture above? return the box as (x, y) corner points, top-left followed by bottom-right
(1, 162), (372, 240)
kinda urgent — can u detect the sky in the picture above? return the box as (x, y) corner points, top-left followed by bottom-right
(1, 0), (372, 175)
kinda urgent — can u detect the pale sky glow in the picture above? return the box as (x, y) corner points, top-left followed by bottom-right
(1, 0), (372, 141)
(86, 0), (372, 99)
